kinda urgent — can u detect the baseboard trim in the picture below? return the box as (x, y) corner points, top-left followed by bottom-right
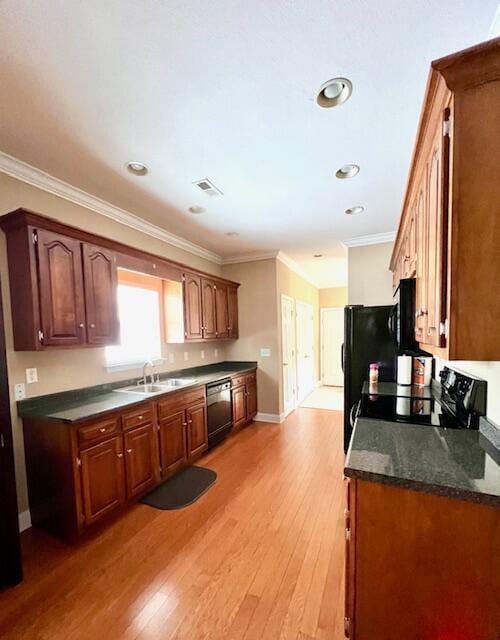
(254, 412), (285, 423)
(19, 509), (32, 532)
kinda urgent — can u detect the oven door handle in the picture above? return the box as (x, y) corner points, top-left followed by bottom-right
(349, 401), (360, 429)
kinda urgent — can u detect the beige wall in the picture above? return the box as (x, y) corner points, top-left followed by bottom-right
(276, 260), (320, 414)
(348, 242), (394, 306)
(0, 173), (227, 515)
(319, 287), (348, 308)
(221, 260), (280, 415)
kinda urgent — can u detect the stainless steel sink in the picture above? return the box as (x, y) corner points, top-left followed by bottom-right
(113, 378), (194, 396)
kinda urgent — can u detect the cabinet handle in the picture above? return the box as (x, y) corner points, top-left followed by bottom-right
(99, 427), (107, 433)
(89, 323), (96, 329)
(117, 453), (123, 458)
(127, 449), (132, 454)
(188, 419), (192, 424)
(79, 323), (84, 328)
(138, 415), (143, 420)
(183, 422), (188, 427)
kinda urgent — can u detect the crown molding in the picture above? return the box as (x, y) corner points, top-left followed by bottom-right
(276, 251), (320, 288)
(342, 231), (396, 248)
(0, 151), (222, 264)
(220, 251), (279, 265)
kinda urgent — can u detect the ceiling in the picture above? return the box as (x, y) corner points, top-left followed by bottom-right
(0, 1), (497, 286)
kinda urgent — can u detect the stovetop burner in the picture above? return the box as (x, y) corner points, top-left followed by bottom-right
(360, 367), (487, 430)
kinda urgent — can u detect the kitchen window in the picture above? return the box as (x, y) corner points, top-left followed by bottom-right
(105, 270), (164, 370)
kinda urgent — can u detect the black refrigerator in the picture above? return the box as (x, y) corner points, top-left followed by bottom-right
(343, 305), (398, 452)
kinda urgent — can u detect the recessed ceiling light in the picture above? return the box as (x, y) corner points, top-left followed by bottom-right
(313, 254), (323, 258)
(125, 161), (148, 176)
(316, 77), (352, 108)
(188, 205), (206, 214)
(336, 164), (360, 179)
(345, 206), (365, 215)
(225, 232), (239, 237)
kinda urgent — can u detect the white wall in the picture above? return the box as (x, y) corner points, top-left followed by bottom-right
(348, 242), (394, 306)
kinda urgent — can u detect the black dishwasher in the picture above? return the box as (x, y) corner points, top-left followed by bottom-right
(206, 379), (232, 448)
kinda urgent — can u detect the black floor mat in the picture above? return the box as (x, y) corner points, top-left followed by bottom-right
(140, 465), (217, 510)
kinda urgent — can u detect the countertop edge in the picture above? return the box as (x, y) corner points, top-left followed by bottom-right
(343, 466), (500, 507)
(18, 363), (258, 425)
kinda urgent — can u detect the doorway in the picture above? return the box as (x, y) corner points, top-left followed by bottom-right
(295, 300), (315, 404)
(320, 307), (344, 386)
(281, 295), (297, 416)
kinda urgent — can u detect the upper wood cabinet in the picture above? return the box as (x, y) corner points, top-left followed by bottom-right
(201, 278), (217, 339)
(37, 229), (87, 347)
(183, 273), (203, 340)
(82, 244), (119, 345)
(183, 273), (239, 341)
(390, 39), (500, 360)
(0, 209), (240, 349)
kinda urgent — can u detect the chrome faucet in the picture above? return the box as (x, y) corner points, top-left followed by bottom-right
(138, 360), (155, 386)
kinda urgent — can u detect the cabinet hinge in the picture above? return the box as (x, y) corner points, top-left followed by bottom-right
(345, 527), (351, 541)
(182, 275), (186, 282)
(439, 319), (448, 338)
(32, 230), (38, 244)
(76, 457), (81, 467)
(214, 285), (217, 290)
(442, 118), (450, 137)
(38, 330), (44, 342)
(344, 617), (351, 638)
(0, 433), (5, 448)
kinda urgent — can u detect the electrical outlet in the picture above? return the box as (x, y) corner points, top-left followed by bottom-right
(14, 383), (26, 400)
(184, 352), (189, 362)
(26, 367), (38, 384)
(260, 347), (271, 357)
(200, 350), (205, 359)
(168, 353), (175, 364)
(214, 348), (218, 358)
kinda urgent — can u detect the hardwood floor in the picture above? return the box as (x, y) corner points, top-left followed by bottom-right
(0, 408), (346, 640)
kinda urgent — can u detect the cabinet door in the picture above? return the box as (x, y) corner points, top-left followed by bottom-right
(227, 285), (239, 339)
(186, 402), (208, 460)
(425, 116), (449, 347)
(158, 410), (187, 477)
(36, 229), (86, 346)
(344, 479), (356, 638)
(124, 424), (160, 499)
(231, 385), (247, 431)
(82, 244), (119, 346)
(246, 382), (257, 420)
(201, 278), (217, 339)
(183, 273), (203, 340)
(215, 284), (229, 339)
(79, 437), (125, 526)
(415, 179), (428, 343)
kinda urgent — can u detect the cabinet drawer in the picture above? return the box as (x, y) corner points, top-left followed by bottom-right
(157, 385), (205, 419)
(122, 404), (154, 431)
(245, 371), (256, 385)
(78, 417), (119, 446)
(231, 374), (246, 388)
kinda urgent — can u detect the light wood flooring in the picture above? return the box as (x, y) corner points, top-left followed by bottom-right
(0, 408), (346, 639)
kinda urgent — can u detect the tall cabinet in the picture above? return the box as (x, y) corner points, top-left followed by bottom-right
(390, 38), (500, 360)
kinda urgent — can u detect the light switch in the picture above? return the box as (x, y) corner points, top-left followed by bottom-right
(260, 348), (271, 357)
(201, 350), (205, 359)
(184, 352), (189, 362)
(214, 348), (218, 358)
(15, 383), (26, 400)
(26, 368), (38, 384)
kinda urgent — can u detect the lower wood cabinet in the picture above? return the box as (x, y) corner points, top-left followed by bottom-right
(231, 371), (258, 431)
(22, 373), (255, 541)
(158, 410), (188, 477)
(124, 423), (160, 499)
(79, 436), (125, 527)
(344, 478), (499, 639)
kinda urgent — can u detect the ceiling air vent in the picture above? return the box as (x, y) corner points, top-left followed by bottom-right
(193, 178), (223, 197)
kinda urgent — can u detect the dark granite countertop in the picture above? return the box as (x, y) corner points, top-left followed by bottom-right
(17, 361), (257, 424)
(361, 380), (434, 399)
(344, 416), (500, 506)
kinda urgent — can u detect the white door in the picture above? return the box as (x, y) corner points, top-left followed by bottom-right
(321, 307), (344, 386)
(296, 301), (315, 403)
(281, 295), (297, 415)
